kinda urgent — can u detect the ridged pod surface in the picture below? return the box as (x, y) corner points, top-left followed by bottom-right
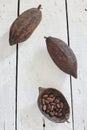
(45, 36), (77, 78)
(9, 5), (42, 45)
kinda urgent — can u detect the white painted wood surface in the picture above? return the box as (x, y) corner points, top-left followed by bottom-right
(0, 0), (17, 130)
(68, 0), (87, 130)
(18, 1), (72, 130)
(0, 0), (87, 130)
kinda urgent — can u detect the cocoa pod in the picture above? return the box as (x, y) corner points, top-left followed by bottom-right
(38, 87), (70, 123)
(45, 36), (77, 78)
(9, 5), (42, 45)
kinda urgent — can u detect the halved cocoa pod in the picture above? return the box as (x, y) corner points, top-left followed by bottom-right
(38, 87), (70, 123)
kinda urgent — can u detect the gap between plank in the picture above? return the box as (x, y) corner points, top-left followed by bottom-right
(3, 120), (5, 130)
(43, 118), (45, 130)
(15, 0), (20, 130)
(65, 0), (74, 130)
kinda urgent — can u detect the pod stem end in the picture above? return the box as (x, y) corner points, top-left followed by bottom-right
(37, 5), (42, 10)
(66, 120), (70, 123)
(44, 36), (47, 39)
(39, 87), (45, 94)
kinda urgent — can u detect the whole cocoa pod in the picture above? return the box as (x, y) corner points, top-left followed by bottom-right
(45, 36), (77, 78)
(9, 5), (42, 45)
(38, 87), (70, 123)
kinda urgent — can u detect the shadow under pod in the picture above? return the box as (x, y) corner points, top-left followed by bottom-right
(0, 32), (16, 61)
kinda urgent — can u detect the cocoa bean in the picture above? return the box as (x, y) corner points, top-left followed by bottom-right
(57, 104), (61, 108)
(60, 102), (64, 109)
(43, 95), (48, 98)
(43, 105), (46, 111)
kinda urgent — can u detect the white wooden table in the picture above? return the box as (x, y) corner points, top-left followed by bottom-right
(0, 0), (87, 130)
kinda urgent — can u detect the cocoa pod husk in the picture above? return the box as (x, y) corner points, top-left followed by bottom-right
(9, 5), (42, 45)
(45, 36), (77, 78)
(38, 87), (70, 123)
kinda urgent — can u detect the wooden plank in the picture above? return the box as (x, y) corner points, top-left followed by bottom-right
(0, 0), (17, 130)
(67, 0), (87, 130)
(17, 0), (72, 130)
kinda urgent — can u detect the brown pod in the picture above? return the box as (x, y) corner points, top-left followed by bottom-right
(45, 36), (77, 78)
(9, 5), (42, 45)
(38, 87), (70, 123)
